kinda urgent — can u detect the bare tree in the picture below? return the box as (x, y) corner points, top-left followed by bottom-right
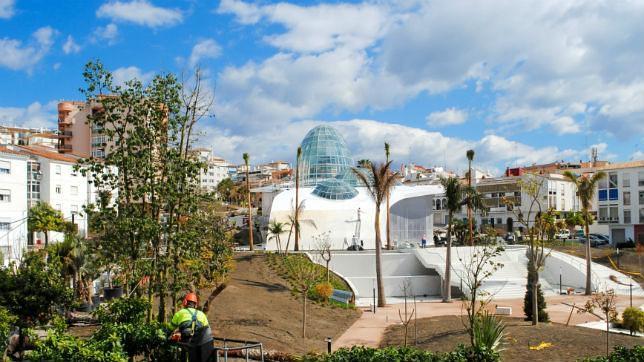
(398, 279), (416, 347)
(578, 289), (617, 358)
(313, 231), (332, 282)
(455, 242), (504, 346)
(285, 256), (322, 338)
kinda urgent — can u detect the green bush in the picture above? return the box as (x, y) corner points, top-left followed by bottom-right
(0, 306), (17, 352)
(30, 329), (127, 362)
(620, 307), (644, 334)
(580, 345), (644, 361)
(301, 345), (499, 362)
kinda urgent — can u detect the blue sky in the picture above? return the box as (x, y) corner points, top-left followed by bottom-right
(0, 0), (642, 174)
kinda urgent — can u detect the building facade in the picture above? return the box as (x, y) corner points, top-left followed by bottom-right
(194, 148), (236, 192)
(0, 148), (29, 265)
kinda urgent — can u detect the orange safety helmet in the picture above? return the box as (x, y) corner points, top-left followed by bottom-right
(182, 292), (198, 307)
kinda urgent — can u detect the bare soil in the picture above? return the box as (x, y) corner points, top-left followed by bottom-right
(381, 315), (642, 361)
(207, 253), (361, 355)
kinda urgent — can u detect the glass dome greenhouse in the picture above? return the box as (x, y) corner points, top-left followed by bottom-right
(300, 125), (355, 187)
(312, 179), (359, 200)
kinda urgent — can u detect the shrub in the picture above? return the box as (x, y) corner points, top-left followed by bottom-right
(472, 313), (505, 352)
(30, 329), (127, 362)
(523, 260), (549, 322)
(93, 296), (149, 325)
(314, 282), (333, 302)
(621, 307), (644, 334)
(0, 306), (17, 352)
(581, 345), (644, 362)
(300, 345), (499, 362)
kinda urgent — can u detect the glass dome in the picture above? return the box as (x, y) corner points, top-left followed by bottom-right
(335, 167), (372, 187)
(312, 179), (358, 200)
(300, 125), (354, 186)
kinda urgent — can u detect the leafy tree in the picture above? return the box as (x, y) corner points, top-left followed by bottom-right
(28, 202), (66, 247)
(215, 178), (235, 203)
(621, 307), (644, 335)
(565, 211), (584, 239)
(353, 161), (398, 307)
(523, 259), (549, 322)
(440, 176), (485, 302)
(268, 220), (289, 254)
(564, 170), (606, 295)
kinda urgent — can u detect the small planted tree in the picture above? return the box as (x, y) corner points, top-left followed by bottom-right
(579, 289), (618, 358)
(455, 244), (505, 348)
(28, 202), (66, 247)
(397, 279), (415, 347)
(621, 307), (644, 336)
(313, 231), (332, 282)
(284, 257), (322, 338)
(523, 259), (549, 323)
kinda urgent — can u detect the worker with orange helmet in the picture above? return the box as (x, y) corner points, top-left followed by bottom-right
(170, 292), (213, 361)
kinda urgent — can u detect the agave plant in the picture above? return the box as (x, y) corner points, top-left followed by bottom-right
(472, 312), (506, 352)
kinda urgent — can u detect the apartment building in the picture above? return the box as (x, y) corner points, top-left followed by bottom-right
(593, 161), (644, 244)
(0, 147), (29, 265)
(194, 148), (236, 191)
(0, 126), (59, 149)
(473, 173), (579, 235)
(57, 101), (93, 157)
(0, 145), (91, 250)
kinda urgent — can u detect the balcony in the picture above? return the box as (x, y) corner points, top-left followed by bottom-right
(59, 130), (73, 138)
(59, 144), (72, 152)
(598, 217), (619, 224)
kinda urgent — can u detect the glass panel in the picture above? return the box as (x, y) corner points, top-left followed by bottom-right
(608, 189), (618, 200)
(624, 210), (631, 224)
(598, 189), (607, 201)
(622, 173), (630, 187)
(609, 173), (618, 188)
(624, 191), (630, 205)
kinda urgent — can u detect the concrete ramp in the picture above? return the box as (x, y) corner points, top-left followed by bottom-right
(327, 251), (441, 300)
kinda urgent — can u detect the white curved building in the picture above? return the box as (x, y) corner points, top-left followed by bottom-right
(263, 125), (443, 250)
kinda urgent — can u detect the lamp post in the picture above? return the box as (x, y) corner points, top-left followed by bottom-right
(609, 275), (633, 308)
(559, 267), (562, 295)
(325, 337), (332, 353)
(616, 248), (620, 269)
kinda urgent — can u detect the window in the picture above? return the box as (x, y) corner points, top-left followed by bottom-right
(598, 189), (607, 201)
(608, 188), (618, 201)
(0, 189), (10, 203)
(496, 218), (502, 225)
(55, 165), (61, 175)
(55, 204), (61, 210)
(624, 191), (631, 205)
(0, 160), (10, 174)
(599, 207), (608, 221)
(598, 177), (608, 189)
(71, 205), (78, 212)
(55, 185), (61, 194)
(0, 222), (9, 230)
(640, 208), (644, 223)
(624, 210), (631, 224)
(622, 173), (630, 188)
(610, 206), (618, 222)
(639, 172), (644, 187)
(609, 173), (618, 188)
(70, 186), (78, 196)
(640, 191), (644, 205)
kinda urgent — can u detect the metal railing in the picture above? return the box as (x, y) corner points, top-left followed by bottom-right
(212, 337), (264, 362)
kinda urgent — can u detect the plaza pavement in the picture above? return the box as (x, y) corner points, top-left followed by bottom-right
(334, 295), (644, 349)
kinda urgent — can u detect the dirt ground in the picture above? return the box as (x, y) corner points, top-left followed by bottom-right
(207, 253), (361, 355)
(381, 315), (642, 362)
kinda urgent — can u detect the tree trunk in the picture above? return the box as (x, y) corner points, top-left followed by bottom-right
(606, 317), (610, 357)
(247, 171), (254, 251)
(295, 162), (300, 252)
(532, 274), (539, 326)
(285, 224), (293, 255)
(44, 231), (49, 248)
(468, 160), (473, 245)
(326, 261), (330, 282)
(585, 222), (592, 295)
(386, 191), (391, 250)
(374, 207), (386, 307)
(302, 291), (307, 338)
(443, 212), (452, 302)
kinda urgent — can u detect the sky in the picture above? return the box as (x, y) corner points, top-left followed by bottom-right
(0, 0), (643, 175)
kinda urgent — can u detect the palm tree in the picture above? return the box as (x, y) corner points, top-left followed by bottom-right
(440, 176), (485, 302)
(294, 146), (302, 251)
(466, 149), (475, 245)
(285, 200), (317, 253)
(243, 152), (253, 251)
(563, 170), (606, 295)
(385, 142), (392, 250)
(268, 220), (289, 254)
(353, 161), (398, 307)
(565, 211), (584, 240)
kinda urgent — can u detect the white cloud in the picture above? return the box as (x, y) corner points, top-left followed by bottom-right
(0, 26), (55, 72)
(630, 150), (644, 161)
(62, 35), (81, 54)
(97, 0), (182, 28)
(188, 39), (221, 68)
(93, 23), (119, 45)
(217, 0), (262, 25)
(112, 66), (154, 86)
(0, 101), (58, 129)
(426, 108), (468, 127)
(0, 0), (14, 19)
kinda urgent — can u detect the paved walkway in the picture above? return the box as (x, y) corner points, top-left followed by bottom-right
(334, 295), (644, 349)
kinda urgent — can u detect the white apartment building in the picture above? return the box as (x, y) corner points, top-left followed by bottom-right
(594, 161), (644, 244)
(0, 148), (29, 265)
(0, 145), (91, 252)
(195, 149), (235, 191)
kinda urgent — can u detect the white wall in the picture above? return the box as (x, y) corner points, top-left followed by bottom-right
(0, 153), (28, 265)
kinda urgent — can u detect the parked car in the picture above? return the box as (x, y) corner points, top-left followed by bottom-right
(574, 229), (585, 239)
(555, 229), (570, 240)
(590, 233), (610, 244)
(579, 234), (607, 247)
(504, 234), (516, 244)
(615, 238), (636, 249)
